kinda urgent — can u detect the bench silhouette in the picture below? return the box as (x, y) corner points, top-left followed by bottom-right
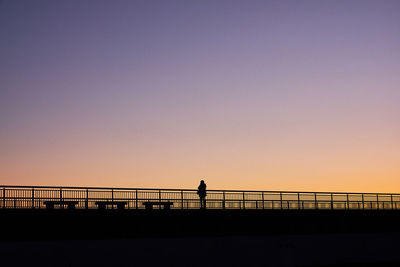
(95, 201), (127, 210)
(44, 201), (79, 210)
(143, 201), (173, 210)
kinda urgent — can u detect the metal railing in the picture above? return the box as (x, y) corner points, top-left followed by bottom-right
(1, 185), (400, 210)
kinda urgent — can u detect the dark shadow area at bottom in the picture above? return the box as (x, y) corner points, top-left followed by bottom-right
(1, 209), (400, 266)
(1, 233), (400, 267)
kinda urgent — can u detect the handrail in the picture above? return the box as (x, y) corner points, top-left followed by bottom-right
(0, 184), (398, 195)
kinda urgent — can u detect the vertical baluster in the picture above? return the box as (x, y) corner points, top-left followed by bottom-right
(32, 188), (35, 209)
(158, 190), (161, 210)
(3, 187), (6, 209)
(362, 194), (364, 210)
(262, 192), (265, 210)
(14, 189), (16, 208)
(136, 190), (138, 209)
(297, 193), (301, 210)
(85, 189), (89, 209)
(60, 188), (63, 209)
(376, 194), (379, 210)
(222, 191), (226, 210)
(111, 189), (114, 209)
(391, 194), (394, 210)
(314, 193), (318, 210)
(180, 190), (184, 210)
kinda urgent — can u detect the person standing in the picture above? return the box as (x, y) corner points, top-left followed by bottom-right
(197, 180), (207, 209)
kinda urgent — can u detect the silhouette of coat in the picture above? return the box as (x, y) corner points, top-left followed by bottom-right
(197, 180), (207, 198)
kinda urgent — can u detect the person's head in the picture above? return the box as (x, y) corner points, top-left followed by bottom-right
(200, 180), (205, 184)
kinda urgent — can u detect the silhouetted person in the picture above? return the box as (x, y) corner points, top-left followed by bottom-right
(197, 180), (207, 209)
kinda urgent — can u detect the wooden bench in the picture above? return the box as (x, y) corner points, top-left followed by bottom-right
(95, 201), (127, 210)
(143, 201), (173, 210)
(44, 201), (79, 210)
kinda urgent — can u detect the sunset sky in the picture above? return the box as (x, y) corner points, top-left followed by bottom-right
(1, 0), (399, 192)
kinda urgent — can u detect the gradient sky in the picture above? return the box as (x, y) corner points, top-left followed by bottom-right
(1, 0), (399, 192)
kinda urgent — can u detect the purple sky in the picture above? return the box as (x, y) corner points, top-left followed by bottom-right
(1, 0), (399, 192)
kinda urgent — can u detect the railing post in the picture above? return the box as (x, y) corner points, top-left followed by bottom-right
(331, 193), (334, 210)
(297, 193), (301, 210)
(135, 190), (138, 209)
(314, 193), (318, 210)
(242, 192), (245, 210)
(181, 190), (184, 210)
(85, 189), (89, 209)
(391, 194), (394, 210)
(60, 188), (63, 202)
(280, 192), (283, 210)
(262, 192), (265, 210)
(222, 191), (226, 210)
(362, 194), (364, 210)
(346, 194), (349, 210)
(376, 194), (379, 210)
(159, 190), (161, 209)
(2, 187), (5, 209)
(32, 188), (35, 209)
(111, 189), (114, 209)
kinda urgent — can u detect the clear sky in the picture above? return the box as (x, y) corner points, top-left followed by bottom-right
(1, 0), (399, 192)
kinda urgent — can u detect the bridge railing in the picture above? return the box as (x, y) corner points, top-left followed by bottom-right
(1, 185), (400, 210)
